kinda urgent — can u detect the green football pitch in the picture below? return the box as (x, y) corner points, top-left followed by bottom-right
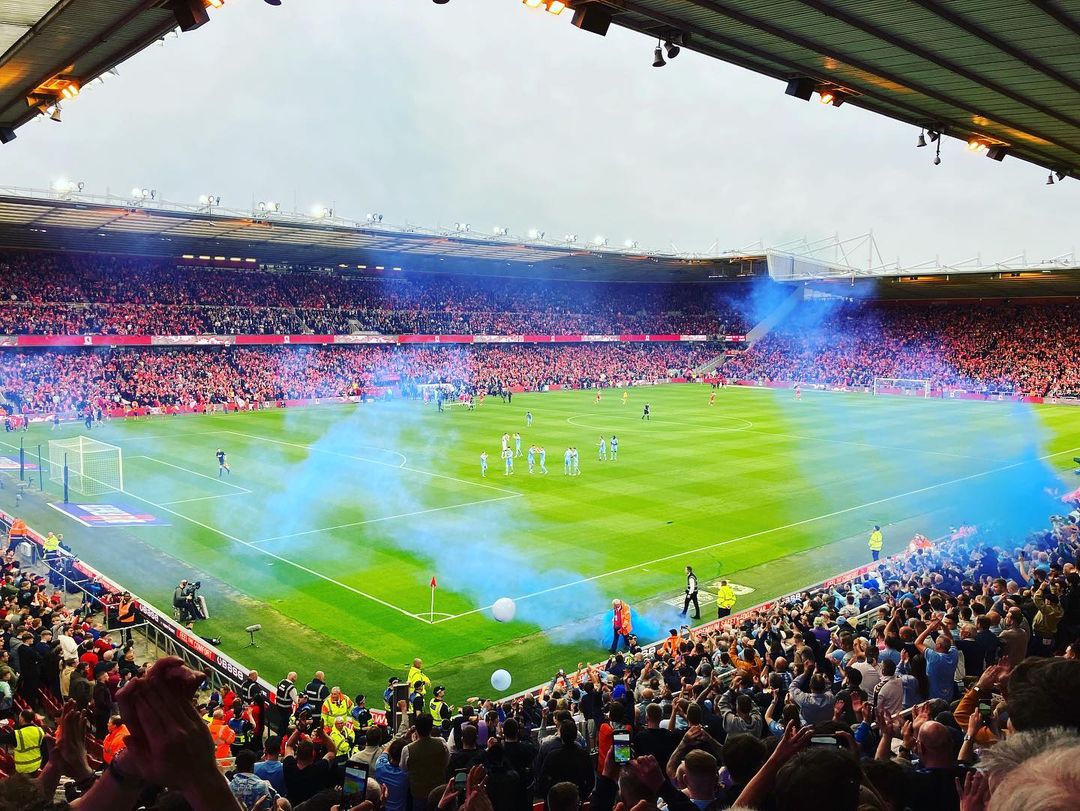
(5, 383), (1080, 699)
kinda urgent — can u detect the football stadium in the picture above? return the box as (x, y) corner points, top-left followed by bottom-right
(0, 2), (1078, 810)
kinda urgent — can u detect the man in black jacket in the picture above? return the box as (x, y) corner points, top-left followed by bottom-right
(537, 720), (594, 799)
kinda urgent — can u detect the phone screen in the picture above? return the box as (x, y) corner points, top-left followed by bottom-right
(454, 769), (468, 796)
(613, 732), (632, 764)
(343, 763), (368, 802)
(810, 735), (839, 748)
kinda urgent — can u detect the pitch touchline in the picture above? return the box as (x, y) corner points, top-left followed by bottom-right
(433, 444), (1080, 623)
(250, 493), (523, 544)
(221, 429), (521, 497)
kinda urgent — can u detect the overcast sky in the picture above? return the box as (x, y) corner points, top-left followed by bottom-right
(2, 0), (1075, 266)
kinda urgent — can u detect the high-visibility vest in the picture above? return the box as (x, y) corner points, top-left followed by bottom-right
(321, 695), (352, 725)
(275, 679), (295, 708)
(869, 530), (883, 551)
(326, 727), (353, 757)
(208, 720), (236, 760)
(117, 599), (136, 625)
(228, 717), (253, 748)
(43, 533), (60, 553)
(13, 725), (44, 774)
(717, 586), (737, 609)
(103, 725), (128, 764)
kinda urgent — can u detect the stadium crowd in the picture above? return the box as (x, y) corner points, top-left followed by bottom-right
(0, 252), (746, 337)
(0, 343), (717, 414)
(3, 491), (1080, 810)
(722, 300), (1080, 398)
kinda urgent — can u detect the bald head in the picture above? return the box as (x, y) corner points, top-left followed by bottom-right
(917, 721), (954, 767)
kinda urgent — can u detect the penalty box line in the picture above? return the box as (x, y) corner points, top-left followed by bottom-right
(249, 493), (523, 544)
(432, 444), (1080, 624)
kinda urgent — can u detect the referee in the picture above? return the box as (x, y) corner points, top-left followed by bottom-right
(681, 565), (700, 620)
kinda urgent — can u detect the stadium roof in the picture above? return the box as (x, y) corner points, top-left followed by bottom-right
(0, 187), (765, 282)
(563, 0), (1080, 178)
(0, 0), (185, 140)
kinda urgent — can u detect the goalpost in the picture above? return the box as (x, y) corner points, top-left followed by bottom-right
(872, 377), (931, 398)
(49, 436), (124, 496)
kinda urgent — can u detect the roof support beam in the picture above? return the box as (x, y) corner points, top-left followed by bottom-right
(794, 0), (1080, 129)
(600, 0), (1077, 173)
(678, 0), (1080, 157)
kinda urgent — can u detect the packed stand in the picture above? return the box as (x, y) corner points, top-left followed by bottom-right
(0, 343), (719, 414)
(0, 251), (748, 337)
(722, 300), (1080, 397)
(6, 491), (1080, 809)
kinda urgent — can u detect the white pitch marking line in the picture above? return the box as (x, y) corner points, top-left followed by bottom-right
(221, 429), (521, 497)
(250, 493), (522, 544)
(160, 492), (254, 506)
(97, 485), (431, 623)
(130, 455), (252, 493)
(434, 444), (1080, 623)
(567, 411), (984, 462)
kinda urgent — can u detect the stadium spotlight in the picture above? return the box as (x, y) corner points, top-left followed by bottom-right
(594, 235), (608, 247)
(198, 193), (221, 207)
(522, 0), (543, 8)
(818, 89), (845, 107)
(366, 213), (384, 223)
(59, 83), (80, 100)
(493, 226), (508, 236)
(916, 129), (927, 148)
(206, 0), (225, 8)
(454, 222), (471, 232)
(624, 239), (638, 249)
(52, 179), (84, 195)
(564, 234), (578, 244)
(257, 201), (280, 212)
(652, 39), (666, 68)
(966, 138), (989, 155)
(547, 1), (567, 13)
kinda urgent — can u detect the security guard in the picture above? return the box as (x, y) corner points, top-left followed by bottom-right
(428, 686), (453, 734)
(42, 531), (60, 559)
(12, 710), (45, 774)
(304, 671), (330, 714)
(116, 592), (137, 646)
(228, 701), (255, 756)
(273, 671), (299, 735)
(320, 686), (353, 729)
(868, 525), (884, 561)
(716, 580), (737, 619)
(326, 716), (354, 759)
(406, 658), (431, 697)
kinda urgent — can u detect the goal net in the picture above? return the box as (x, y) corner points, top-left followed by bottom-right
(872, 378), (931, 398)
(49, 436), (124, 495)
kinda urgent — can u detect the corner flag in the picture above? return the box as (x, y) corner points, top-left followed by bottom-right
(429, 576), (437, 623)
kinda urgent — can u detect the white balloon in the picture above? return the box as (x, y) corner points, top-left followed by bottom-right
(492, 597), (517, 623)
(490, 669), (512, 692)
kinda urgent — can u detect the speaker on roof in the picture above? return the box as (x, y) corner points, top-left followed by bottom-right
(170, 0), (210, 32)
(572, 4), (613, 36)
(785, 77), (815, 101)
